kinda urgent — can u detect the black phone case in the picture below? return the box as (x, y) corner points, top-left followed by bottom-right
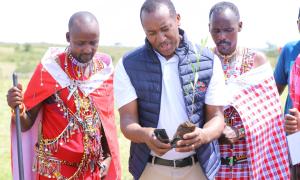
(154, 129), (170, 143)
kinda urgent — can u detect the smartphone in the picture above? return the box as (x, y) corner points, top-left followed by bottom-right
(154, 129), (170, 143)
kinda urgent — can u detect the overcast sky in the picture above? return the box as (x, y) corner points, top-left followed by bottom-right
(0, 0), (299, 48)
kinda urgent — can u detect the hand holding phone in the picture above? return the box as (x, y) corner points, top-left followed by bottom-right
(154, 129), (170, 143)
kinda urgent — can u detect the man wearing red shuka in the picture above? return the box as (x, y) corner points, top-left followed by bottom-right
(6, 11), (121, 180)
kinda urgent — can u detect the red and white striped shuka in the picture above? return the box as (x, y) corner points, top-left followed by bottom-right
(224, 63), (290, 179)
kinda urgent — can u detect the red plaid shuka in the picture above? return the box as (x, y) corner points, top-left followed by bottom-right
(222, 63), (290, 179)
(217, 107), (249, 180)
(216, 47), (254, 179)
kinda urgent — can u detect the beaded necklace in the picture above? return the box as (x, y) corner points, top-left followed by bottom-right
(215, 47), (252, 82)
(214, 48), (238, 81)
(34, 90), (104, 179)
(64, 49), (104, 80)
(65, 52), (91, 80)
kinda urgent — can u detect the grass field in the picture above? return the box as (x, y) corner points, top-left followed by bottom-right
(0, 43), (286, 180)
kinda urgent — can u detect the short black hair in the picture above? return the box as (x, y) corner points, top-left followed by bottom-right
(209, 1), (240, 21)
(298, 7), (300, 19)
(140, 0), (176, 22)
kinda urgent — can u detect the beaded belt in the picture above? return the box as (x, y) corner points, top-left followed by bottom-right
(33, 154), (102, 179)
(221, 154), (247, 166)
(61, 160), (80, 167)
(148, 154), (198, 168)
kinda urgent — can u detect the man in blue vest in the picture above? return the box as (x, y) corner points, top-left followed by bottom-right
(114, 0), (226, 179)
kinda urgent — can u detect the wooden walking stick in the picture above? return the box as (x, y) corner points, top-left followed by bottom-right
(13, 72), (25, 180)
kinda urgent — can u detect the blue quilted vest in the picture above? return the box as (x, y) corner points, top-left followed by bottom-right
(122, 29), (220, 180)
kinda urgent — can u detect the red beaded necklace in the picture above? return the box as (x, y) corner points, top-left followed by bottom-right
(64, 50), (94, 80)
(214, 48), (238, 80)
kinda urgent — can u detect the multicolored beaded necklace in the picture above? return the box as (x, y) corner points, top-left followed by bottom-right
(214, 48), (237, 81)
(214, 47), (252, 82)
(64, 49), (104, 80)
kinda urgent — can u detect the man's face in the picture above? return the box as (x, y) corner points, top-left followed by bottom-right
(141, 5), (180, 59)
(209, 9), (241, 56)
(67, 22), (99, 63)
